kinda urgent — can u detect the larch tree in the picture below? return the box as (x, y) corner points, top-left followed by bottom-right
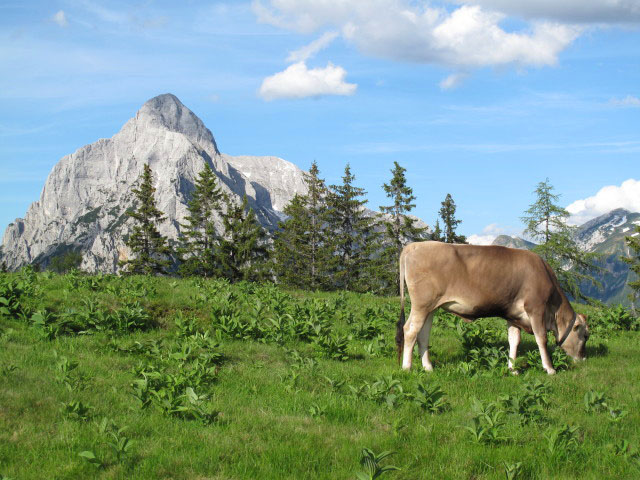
(521, 178), (601, 301)
(122, 163), (172, 275)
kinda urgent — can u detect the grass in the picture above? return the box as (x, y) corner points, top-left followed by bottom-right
(1, 271), (639, 479)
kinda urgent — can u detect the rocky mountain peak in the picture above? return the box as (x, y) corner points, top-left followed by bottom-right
(133, 93), (219, 153)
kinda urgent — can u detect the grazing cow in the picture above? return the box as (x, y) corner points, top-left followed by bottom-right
(396, 241), (589, 375)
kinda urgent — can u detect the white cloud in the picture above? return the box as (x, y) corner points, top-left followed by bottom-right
(287, 31), (339, 62)
(566, 179), (640, 225)
(440, 73), (468, 90)
(253, 1), (580, 68)
(259, 61), (357, 100)
(51, 10), (68, 28)
(468, 223), (507, 245)
(456, 1), (640, 24)
(610, 95), (640, 107)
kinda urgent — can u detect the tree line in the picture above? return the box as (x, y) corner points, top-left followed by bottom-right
(119, 161), (468, 295)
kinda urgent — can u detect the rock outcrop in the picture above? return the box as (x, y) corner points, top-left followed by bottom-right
(1, 94), (308, 273)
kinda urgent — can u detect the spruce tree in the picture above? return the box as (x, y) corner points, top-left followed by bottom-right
(214, 195), (270, 282)
(621, 224), (640, 312)
(439, 193), (467, 244)
(521, 178), (601, 301)
(379, 161), (428, 291)
(122, 163), (172, 275)
(304, 161), (332, 289)
(273, 195), (311, 288)
(431, 219), (444, 242)
(326, 164), (380, 292)
(178, 163), (224, 277)
(273, 194), (312, 288)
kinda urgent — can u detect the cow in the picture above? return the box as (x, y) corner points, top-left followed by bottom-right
(395, 241), (589, 375)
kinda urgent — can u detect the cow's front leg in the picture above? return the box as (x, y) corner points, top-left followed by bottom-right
(507, 323), (521, 375)
(531, 320), (556, 375)
(417, 312), (435, 371)
(402, 307), (427, 371)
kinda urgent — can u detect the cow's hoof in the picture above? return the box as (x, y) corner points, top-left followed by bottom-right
(509, 369), (519, 376)
(545, 368), (557, 375)
(422, 364), (433, 372)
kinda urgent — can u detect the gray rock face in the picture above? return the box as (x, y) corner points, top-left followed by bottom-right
(1, 94), (308, 273)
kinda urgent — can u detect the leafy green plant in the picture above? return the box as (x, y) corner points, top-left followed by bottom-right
(463, 400), (507, 444)
(544, 424), (581, 455)
(503, 461), (523, 480)
(0, 364), (17, 376)
(78, 450), (104, 469)
(314, 333), (350, 361)
(412, 381), (448, 413)
(61, 400), (92, 421)
(584, 391), (608, 413)
(356, 448), (400, 480)
(500, 380), (550, 424)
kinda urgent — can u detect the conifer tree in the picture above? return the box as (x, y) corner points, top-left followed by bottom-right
(521, 178), (601, 301)
(122, 163), (172, 275)
(379, 161), (428, 291)
(214, 195), (270, 282)
(304, 161), (332, 289)
(438, 193), (467, 244)
(431, 219), (444, 242)
(273, 194), (312, 288)
(178, 163), (224, 277)
(273, 161), (332, 290)
(326, 164), (380, 291)
(621, 224), (640, 312)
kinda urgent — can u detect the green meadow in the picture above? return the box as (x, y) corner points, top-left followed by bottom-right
(1, 269), (639, 479)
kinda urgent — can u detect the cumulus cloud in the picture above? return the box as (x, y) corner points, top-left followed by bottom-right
(253, 1), (580, 68)
(457, 1), (640, 24)
(440, 73), (468, 90)
(610, 95), (640, 107)
(51, 10), (68, 27)
(566, 179), (640, 225)
(468, 223), (507, 245)
(286, 31), (339, 62)
(259, 61), (357, 100)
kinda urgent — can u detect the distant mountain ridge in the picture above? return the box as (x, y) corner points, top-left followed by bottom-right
(0, 94), (309, 273)
(491, 208), (640, 305)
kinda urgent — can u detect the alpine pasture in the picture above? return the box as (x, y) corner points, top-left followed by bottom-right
(1, 269), (639, 479)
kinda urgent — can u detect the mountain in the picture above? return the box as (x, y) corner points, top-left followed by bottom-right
(575, 208), (640, 305)
(491, 208), (640, 305)
(492, 235), (536, 250)
(0, 94), (308, 273)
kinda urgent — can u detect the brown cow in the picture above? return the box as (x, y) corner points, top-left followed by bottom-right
(396, 241), (589, 375)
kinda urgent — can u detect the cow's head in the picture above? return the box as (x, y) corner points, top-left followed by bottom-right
(560, 314), (589, 361)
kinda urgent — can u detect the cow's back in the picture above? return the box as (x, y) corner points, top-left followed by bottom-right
(402, 241), (557, 318)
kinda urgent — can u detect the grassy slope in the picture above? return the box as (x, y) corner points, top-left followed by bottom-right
(1, 274), (639, 480)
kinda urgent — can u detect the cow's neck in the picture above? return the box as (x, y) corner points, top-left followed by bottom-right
(555, 300), (576, 345)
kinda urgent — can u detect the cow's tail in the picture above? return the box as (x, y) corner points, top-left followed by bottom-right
(395, 250), (406, 366)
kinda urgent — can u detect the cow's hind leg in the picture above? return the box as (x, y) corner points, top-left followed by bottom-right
(417, 312), (435, 371)
(402, 306), (430, 371)
(507, 323), (521, 375)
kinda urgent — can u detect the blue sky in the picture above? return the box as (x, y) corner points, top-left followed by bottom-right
(1, 0), (640, 243)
